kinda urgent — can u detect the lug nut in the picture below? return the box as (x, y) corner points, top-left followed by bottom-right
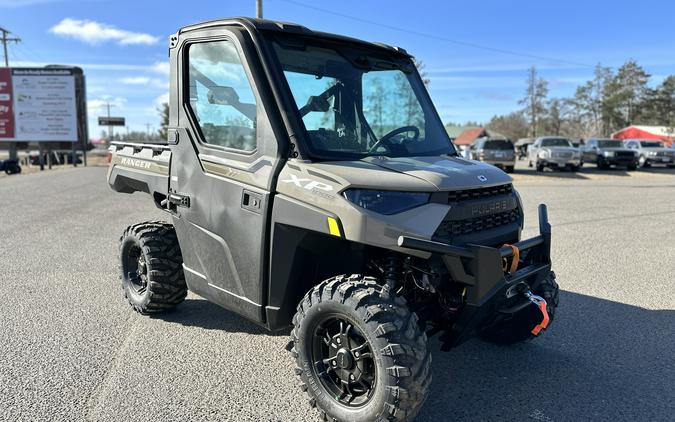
(349, 374), (355, 380)
(332, 360), (336, 366)
(336, 338), (341, 344)
(354, 351), (359, 357)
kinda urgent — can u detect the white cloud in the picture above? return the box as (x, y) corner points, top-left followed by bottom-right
(155, 93), (169, 107)
(87, 96), (127, 112)
(49, 18), (159, 46)
(151, 61), (170, 75)
(120, 76), (151, 85)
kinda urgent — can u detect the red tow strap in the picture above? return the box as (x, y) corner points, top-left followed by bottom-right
(531, 298), (550, 335)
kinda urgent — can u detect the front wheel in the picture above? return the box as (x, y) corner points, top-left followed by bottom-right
(290, 275), (431, 422)
(119, 221), (187, 314)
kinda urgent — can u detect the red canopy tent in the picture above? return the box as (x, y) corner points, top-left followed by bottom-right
(612, 125), (674, 146)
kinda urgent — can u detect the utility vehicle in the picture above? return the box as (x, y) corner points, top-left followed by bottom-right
(107, 18), (559, 422)
(469, 137), (516, 172)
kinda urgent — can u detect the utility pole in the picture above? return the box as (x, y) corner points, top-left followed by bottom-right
(256, 0), (263, 18)
(145, 123), (152, 138)
(0, 26), (21, 67)
(96, 102), (116, 143)
(1, 27), (21, 159)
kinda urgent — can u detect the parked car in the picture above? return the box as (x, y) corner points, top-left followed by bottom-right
(582, 139), (638, 170)
(0, 159), (21, 175)
(623, 139), (675, 168)
(528, 136), (582, 171)
(470, 137), (516, 172)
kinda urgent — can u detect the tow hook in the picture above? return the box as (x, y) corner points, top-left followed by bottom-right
(525, 291), (550, 335)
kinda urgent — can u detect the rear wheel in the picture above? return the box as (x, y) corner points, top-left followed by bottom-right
(479, 271), (559, 345)
(119, 221), (187, 314)
(627, 164), (637, 171)
(536, 162), (544, 172)
(505, 166), (515, 173)
(290, 275), (431, 422)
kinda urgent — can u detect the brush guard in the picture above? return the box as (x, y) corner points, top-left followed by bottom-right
(398, 204), (553, 350)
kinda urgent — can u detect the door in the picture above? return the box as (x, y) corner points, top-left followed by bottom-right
(169, 32), (282, 323)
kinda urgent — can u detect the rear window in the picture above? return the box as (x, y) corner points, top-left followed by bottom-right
(483, 140), (513, 150)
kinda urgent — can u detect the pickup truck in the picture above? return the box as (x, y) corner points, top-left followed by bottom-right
(106, 17), (559, 422)
(623, 139), (675, 168)
(582, 138), (638, 170)
(527, 136), (582, 171)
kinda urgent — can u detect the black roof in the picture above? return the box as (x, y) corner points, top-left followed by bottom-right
(179, 17), (409, 57)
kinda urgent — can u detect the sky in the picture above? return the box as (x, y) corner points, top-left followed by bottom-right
(2, 0), (674, 136)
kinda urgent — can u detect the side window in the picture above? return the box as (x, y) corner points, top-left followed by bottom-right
(188, 40), (257, 151)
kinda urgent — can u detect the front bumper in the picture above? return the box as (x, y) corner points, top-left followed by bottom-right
(600, 156), (638, 166)
(647, 156), (674, 165)
(399, 204), (553, 348)
(540, 158), (581, 168)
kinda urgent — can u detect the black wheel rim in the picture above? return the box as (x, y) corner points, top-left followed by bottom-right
(124, 243), (148, 295)
(311, 316), (376, 407)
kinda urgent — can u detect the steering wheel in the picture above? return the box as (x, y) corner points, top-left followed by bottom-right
(368, 125), (420, 153)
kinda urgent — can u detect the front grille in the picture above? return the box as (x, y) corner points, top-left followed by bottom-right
(446, 184), (513, 204)
(434, 209), (521, 239)
(553, 151), (573, 159)
(615, 151), (634, 158)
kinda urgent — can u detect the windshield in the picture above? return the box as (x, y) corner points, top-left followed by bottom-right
(597, 140), (624, 148)
(272, 41), (455, 160)
(483, 140), (514, 150)
(639, 141), (663, 148)
(541, 138), (572, 147)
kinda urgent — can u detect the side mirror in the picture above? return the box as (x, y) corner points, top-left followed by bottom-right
(303, 95), (330, 113)
(207, 86), (239, 106)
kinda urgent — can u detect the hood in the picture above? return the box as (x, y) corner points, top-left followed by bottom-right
(360, 156), (512, 190)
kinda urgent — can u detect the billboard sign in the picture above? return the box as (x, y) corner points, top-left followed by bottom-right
(98, 116), (125, 126)
(0, 68), (79, 142)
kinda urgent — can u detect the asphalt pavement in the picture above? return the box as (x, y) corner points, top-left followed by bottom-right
(1, 164), (673, 421)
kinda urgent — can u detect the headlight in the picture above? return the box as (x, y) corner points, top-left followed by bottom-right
(343, 189), (430, 215)
(603, 151), (615, 157)
(648, 151), (657, 156)
(538, 150), (549, 159)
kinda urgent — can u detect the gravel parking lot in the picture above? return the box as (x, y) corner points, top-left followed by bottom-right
(1, 166), (673, 421)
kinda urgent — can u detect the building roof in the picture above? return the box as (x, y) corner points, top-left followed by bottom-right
(612, 125), (675, 141)
(445, 125), (469, 139)
(453, 127), (486, 145)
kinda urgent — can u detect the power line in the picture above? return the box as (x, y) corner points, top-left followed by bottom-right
(278, 0), (593, 68)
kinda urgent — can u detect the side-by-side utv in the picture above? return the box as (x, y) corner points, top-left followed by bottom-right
(107, 18), (559, 422)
